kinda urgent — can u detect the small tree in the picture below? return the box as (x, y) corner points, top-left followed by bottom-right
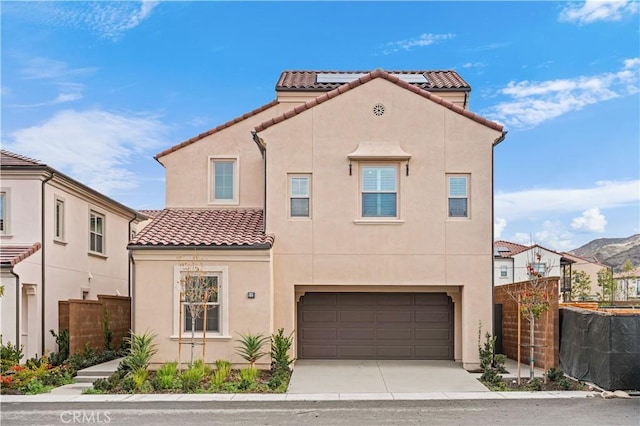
(596, 267), (616, 302)
(571, 271), (592, 301)
(179, 257), (218, 366)
(620, 259), (636, 301)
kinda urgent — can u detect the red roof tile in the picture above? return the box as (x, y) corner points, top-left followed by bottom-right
(256, 70), (504, 134)
(155, 100), (279, 160)
(1, 150), (44, 167)
(129, 209), (274, 248)
(138, 209), (162, 219)
(0, 243), (42, 266)
(276, 70), (470, 91)
(494, 240), (530, 258)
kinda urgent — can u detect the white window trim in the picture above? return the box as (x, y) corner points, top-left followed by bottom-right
(358, 162), (400, 221)
(172, 265), (230, 339)
(208, 156), (239, 205)
(447, 174), (470, 219)
(0, 188), (10, 236)
(88, 209), (106, 256)
(54, 195), (66, 243)
(500, 265), (508, 278)
(288, 174), (311, 219)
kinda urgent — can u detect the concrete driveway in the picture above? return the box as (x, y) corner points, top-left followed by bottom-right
(287, 360), (490, 394)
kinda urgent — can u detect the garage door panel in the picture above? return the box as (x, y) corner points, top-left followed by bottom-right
(303, 311), (337, 323)
(377, 310), (412, 323)
(298, 292), (453, 360)
(340, 328), (375, 340)
(340, 311), (376, 323)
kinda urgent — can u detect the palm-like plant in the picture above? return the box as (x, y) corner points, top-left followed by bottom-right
(121, 330), (158, 373)
(235, 332), (269, 368)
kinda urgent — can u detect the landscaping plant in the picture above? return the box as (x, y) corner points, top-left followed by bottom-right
(238, 367), (259, 390)
(121, 330), (158, 374)
(154, 362), (179, 390)
(235, 332), (269, 368)
(270, 328), (294, 374)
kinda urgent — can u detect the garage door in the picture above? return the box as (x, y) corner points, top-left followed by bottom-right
(297, 292), (453, 359)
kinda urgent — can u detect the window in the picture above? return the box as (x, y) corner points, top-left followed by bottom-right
(210, 157), (238, 204)
(448, 175), (469, 218)
(289, 175), (311, 218)
(529, 262), (547, 277)
(0, 191), (6, 234)
(54, 197), (65, 241)
(500, 265), (508, 277)
(362, 165), (397, 217)
(89, 211), (105, 254)
(183, 275), (220, 333)
(173, 265), (229, 338)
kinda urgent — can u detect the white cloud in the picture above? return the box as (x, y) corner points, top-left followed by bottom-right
(495, 180), (640, 221)
(3, 109), (169, 195)
(462, 62), (487, 69)
(11, 82), (85, 108)
(382, 33), (454, 55)
(512, 221), (574, 251)
(559, 0), (639, 24)
(4, 1), (159, 41)
(494, 217), (507, 239)
(20, 57), (97, 80)
(484, 58), (640, 128)
(571, 208), (608, 233)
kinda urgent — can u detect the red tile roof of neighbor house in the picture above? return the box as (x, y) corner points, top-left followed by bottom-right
(494, 240), (531, 258)
(0, 150), (44, 167)
(255, 70), (504, 133)
(276, 70), (471, 92)
(137, 209), (162, 219)
(128, 209), (274, 248)
(0, 243), (42, 266)
(155, 100), (279, 160)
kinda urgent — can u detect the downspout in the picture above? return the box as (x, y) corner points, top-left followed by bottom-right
(40, 172), (54, 355)
(127, 215), (136, 298)
(130, 252), (136, 331)
(251, 131), (267, 233)
(10, 267), (20, 350)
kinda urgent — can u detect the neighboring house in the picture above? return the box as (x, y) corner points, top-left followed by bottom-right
(0, 150), (147, 358)
(613, 267), (640, 300)
(560, 252), (608, 300)
(493, 240), (574, 291)
(129, 70), (506, 370)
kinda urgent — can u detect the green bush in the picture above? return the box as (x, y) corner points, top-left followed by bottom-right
(131, 368), (149, 392)
(238, 367), (259, 390)
(21, 379), (52, 395)
(212, 360), (231, 388)
(546, 367), (565, 382)
(49, 329), (69, 366)
(235, 333), (269, 368)
(270, 328), (294, 374)
(527, 378), (543, 391)
(154, 362), (179, 390)
(559, 377), (571, 390)
(0, 336), (24, 373)
(121, 330), (158, 374)
(180, 366), (204, 392)
(267, 369), (290, 393)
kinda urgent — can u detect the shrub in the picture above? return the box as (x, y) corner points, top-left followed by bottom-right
(180, 368), (203, 393)
(192, 358), (211, 376)
(238, 367), (259, 389)
(121, 330), (158, 374)
(559, 377), (571, 390)
(154, 362), (179, 390)
(212, 360), (231, 388)
(267, 369), (290, 393)
(546, 367), (564, 382)
(235, 333), (269, 368)
(527, 378), (543, 391)
(477, 326), (504, 387)
(21, 379), (52, 395)
(49, 329), (69, 366)
(0, 337), (24, 373)
(270, 328), (294, 374)
(131, 368), (149, 392)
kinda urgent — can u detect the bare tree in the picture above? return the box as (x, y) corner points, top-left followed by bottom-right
(178, 256), (218, 366)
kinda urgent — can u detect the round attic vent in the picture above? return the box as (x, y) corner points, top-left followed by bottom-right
(373, 103), (385, 116)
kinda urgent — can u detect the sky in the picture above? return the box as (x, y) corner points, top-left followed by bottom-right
(1, 0), (639, 252)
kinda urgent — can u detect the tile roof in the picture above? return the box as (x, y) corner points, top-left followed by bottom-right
(255, 70), (504, 134)
(128, 209), (274, 248)
(276, 70), (470, 92)
(155, 100), (279, 160)
(494, 240), (530, 258)
(0, 150), (44, 167)
(0, 243), (42, 267)
(137, 209), (162, 219)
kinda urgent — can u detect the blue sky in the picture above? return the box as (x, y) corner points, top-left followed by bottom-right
(2, 1), (639, 251)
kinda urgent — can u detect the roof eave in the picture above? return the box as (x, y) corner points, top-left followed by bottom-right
(128, 243), (273, 250)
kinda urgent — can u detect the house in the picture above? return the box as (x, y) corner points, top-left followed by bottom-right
(493, 240), (574, 292)
(560, 252), (609, 300)
(0, 150), (147, 358)
(129, 70), (506, 370)
(613, 267), (640, 300)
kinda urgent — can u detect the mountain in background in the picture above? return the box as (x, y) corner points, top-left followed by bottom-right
(569, 234), (640, 272)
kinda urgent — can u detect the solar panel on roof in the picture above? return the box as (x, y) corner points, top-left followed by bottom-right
(316, 73), (429, 84)
(496, 247), (510, 252)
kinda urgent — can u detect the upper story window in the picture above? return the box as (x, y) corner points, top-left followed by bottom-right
(362, 165), (397, 218)
(0, 190), (7, 234)
(89, 211), (105, 254)
(210, 157), (238, 204)
(54, 197), (65, 241)
(500, 265), (508, 277)
(447, 175), (469, 218)
(529, 262), (547, 277)
(289, 175), (311, 218)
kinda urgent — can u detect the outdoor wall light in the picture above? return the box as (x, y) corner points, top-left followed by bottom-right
(247, 292), (256, 299)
